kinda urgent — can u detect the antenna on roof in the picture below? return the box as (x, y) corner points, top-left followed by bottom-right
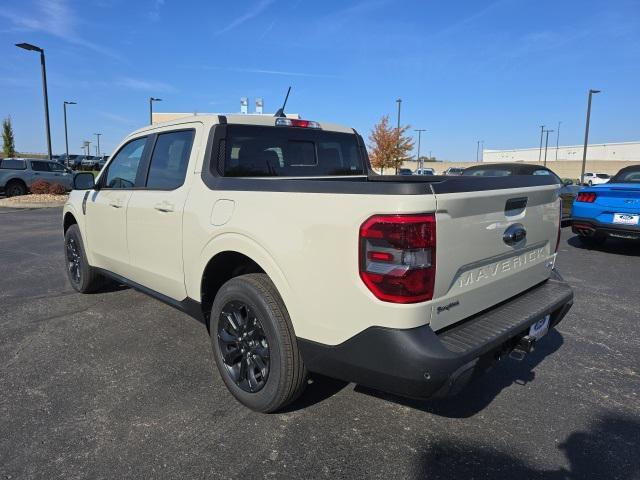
(274, 86), (291, 118)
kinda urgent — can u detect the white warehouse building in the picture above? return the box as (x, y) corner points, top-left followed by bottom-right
(483, 140), (640, 163)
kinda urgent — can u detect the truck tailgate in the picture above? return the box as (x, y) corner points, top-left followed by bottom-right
(430, 183), (560, 331)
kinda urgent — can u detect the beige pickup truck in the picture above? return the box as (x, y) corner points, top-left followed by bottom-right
(63, 114), (573, 412)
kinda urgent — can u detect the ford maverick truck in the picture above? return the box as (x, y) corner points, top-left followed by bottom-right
(63, 114), (573, 412)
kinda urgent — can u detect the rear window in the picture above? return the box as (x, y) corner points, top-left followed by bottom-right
(0, 159), (27, 170)
(220, 125), (365, 177)
(463, 168), (512, 177)
(596, 173), (610, 179)
(611, 169), (640, 183)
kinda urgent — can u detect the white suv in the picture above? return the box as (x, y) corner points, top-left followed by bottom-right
(583, 172), (610, 186)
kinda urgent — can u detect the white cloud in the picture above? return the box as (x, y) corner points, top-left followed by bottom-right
(147, 0), (165, 22)
(115, 77), (176, 93)
(0, 0), (123, 61)
(217, 0), (275, 35)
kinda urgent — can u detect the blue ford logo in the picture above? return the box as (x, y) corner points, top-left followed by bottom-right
(503, 224), (527, 245)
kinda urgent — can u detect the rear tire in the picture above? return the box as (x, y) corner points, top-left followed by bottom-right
(64, 225), (107, 293)
(5, 180), (27, 197)
(210, 273), (307, 413)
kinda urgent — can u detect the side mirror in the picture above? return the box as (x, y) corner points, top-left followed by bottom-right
(73, 172), (96, 190)
(563, 179), (573, 186)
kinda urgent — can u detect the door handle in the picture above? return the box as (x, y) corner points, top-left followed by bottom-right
(109, 201), (123, 208)
(154, 201), (174, 213)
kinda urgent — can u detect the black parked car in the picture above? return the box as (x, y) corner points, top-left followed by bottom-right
(462, 163), (578, 219)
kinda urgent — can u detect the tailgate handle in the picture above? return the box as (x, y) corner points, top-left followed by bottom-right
(505, 197), (527, 214)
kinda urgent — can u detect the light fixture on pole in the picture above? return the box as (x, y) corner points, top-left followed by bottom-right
(94, 133), (102, 157)
(580, 89), (601, 185)
(63, 101), (76, 167)
(543, 129), (554, 167)
(16, 42), (52, 161)
(555, 121), (562, 162)
(414, 129), (426, 170)
(149, 97), (162, 125)
(538, 125), (545, 162)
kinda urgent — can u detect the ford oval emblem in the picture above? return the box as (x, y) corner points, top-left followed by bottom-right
(503, 224), (527, 245)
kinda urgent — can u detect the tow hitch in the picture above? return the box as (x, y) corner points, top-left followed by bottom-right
(509, 335), (536, 361)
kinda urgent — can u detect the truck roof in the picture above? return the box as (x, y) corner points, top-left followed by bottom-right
(129, 114), (355, 138)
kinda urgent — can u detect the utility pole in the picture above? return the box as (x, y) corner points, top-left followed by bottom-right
(16, 43), (52, 161)
(63, 101), (76, 167)
(149, 97), (162, 125)
(538, 124), (545, 162)
(414, 129), (426, 170)
(395, 98), (402, 174)
(555, 121), (562, 162)
(580, 89), (601, 184)
(94, 133), (102, 157)
(543, 129), (554, 167)
(476, 140), (483, 162)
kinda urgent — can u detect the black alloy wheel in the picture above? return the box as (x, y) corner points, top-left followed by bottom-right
(217, 301), (270, 393)
(66, 236), (82, 286)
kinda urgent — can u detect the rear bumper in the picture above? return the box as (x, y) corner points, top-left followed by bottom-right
(299, 270), (573, 399)
(572, 217), (640, 240)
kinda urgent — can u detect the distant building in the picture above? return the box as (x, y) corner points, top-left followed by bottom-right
(484, 140), (640, 163)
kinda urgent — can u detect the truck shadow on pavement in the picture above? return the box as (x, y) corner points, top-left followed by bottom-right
(353, 328), (564, 419)
(415, 413), (640, 480)
(567, 235), (640, 256)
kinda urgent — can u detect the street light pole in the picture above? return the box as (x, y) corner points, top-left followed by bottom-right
(149, 97), (162, 125)
(543, 129), (554, 167)
(63, 101), (76, 167)
(395, 98), (402, 174)
(538, 124), (545, 162)
(414, 129), (426, 170)
(16, 43), (52, 161)
(580, 89), (601, 185)
(94, 133), (102, 157)
(555, 121), (562, 162)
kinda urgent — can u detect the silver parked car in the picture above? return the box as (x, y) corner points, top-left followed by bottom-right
(0, 158), (74, 196)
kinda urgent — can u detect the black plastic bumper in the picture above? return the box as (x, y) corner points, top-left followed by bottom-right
(572, 217), (640, 240)
(298, 270), (573, 399)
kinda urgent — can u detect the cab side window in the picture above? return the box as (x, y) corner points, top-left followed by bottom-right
(104, 137), (147, 189)
(146, 130), (195, 189)
(30, 161), (50, 172)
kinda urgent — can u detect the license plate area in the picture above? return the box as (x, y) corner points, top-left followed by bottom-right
(613, 213), (639, 225)
(529, 314), (550, 340)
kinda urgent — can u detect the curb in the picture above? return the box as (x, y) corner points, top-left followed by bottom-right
(0, 201), (65, 209)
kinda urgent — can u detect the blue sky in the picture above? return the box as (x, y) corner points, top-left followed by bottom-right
(1, 0), (639, 160)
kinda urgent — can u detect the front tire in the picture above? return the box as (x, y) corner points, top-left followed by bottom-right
(64, 225), (106, 293)
(210, 274), (307, 413)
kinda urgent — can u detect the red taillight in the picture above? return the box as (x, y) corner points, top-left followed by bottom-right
(275, 118), (321, 129)
(576, 192), (597, 203)
(359, 214), (436, 304)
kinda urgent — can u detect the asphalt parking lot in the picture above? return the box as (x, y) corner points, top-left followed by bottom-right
(1, 207), (639, 480)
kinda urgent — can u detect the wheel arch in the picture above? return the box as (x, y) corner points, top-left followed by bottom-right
(63, 211), (78, 233)
(194, 235), (295, 331)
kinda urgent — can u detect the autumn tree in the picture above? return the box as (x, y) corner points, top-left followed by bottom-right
(2, 116), (16, 158)
(368, 115), (414, 174)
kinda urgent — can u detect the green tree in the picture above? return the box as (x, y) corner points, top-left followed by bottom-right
(2, 116), (16, 158)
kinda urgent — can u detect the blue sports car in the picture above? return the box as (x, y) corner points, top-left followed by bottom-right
(572, 165), (640, 245)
